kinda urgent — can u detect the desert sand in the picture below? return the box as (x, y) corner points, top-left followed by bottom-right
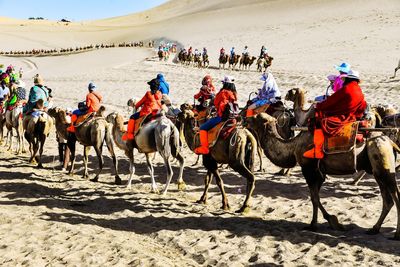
(0, 0), (400, 266)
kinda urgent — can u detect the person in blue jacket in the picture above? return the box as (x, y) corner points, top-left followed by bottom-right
(156, 73), (171, 106)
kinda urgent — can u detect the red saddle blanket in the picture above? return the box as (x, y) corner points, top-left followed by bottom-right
(207, 119), (237, 147)
(323, 121), (359, 154)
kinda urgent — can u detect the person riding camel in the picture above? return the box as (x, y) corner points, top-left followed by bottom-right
(194, 75), (216, 110)
(23, 74), (50, 114)
(156, 73), (171, 107)
(314, 62), (351, 102)
(194, 76), (237, 155)
(246, 72), (281, 117)
(242, 46), (249, 56)
(0, 80), (10, 104)
(122, 79), (162, 141)
(86, 82), (103, 113)
(220, 47), (225, 57)
(202, 47), (208, 57)
(188, 46), (193, 55)
(259, 46), (267, 59)
(303, 69), (367, 159)
(67, 83), (102, 133)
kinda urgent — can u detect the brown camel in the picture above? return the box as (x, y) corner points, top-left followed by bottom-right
(240, 56), (257, 70)
(247, 113), (400, 239)
(5, 104), (26, 154)
(257, 56), (274, 72)
(106, 112), (185, 194)
(193, 54), (202, 68)
(23, 110), (54, 168)
(178, 104), (257, 213)
(68, 107), (121, 185)
(219, 54), (228, 69)
(202, 54), (209, 68)
(229, 55), (241, 70)
(48, 107), (71, 170)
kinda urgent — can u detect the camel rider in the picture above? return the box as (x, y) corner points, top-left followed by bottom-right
(0, 68), (10, 87)
(242, 46), (249, 56)
(194, 49), (200, 57)
(6, 65), (19, 84)
(202, 47), (208, 57)
(86, 82), (103, 113)
(23, 75), (50, 114)
(156, 73), (171, 107)
(194, 76), (237, 155)
(314, 62), (351, 102)
(246, 72), (281, 117)
(0, 80), (10, 104)
(194, 75), (216, 109)
(188, 46), (193, 55)
(122, 78), (162, 141)
(303, 70), (367, 159)
(259, 46), (267, 59)
(230, 47), (235, 58)
(220, 47), (225, 56)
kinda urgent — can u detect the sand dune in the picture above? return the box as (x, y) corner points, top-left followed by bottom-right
(0, 0), (400, 266)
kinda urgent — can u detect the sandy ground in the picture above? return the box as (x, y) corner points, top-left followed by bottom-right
(1, 0), (400, 266)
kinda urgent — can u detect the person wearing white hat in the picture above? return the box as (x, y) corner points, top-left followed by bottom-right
(303, 68), (366, 159)
(246, 72), (281, 117)
(23, 74), (50, 114)
(194, 76), (238, 155)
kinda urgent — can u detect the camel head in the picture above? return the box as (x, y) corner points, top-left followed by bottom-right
(178, 103), (195, 123)
(247, 113), (277, 135)
(106, 112), (125, 132)
(285, 88), (306, 102)
(96, 106), (106, 117)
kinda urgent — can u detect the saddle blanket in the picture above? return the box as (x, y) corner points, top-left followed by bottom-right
(323, 121), (359, 154)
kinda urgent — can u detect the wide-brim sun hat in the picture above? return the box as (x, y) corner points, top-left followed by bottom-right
(345, 70), (360, 80)
(334, 62), (351, 74)
(221, 75), (235, 83)
(34, 75), (44, 85)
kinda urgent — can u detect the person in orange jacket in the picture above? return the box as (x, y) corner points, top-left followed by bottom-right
(194, 75), (216, 109)
(122, 79), (162, 141)
(86, 82), (103, 113)
(303, 70), (367, 159)
(194, 76), (237, 155)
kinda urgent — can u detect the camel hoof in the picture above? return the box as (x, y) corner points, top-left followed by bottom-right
(90, 177), (99, 183)
(366, 227), (380, 235)
(68, 172), (74, 177)
(37, 163), (43, 169)
(151, 188), (160, 194)
(235, 205), (249, 214)
(177, 181), (186, 191)
(327, 215), (345, 231)
(115, 176), (122, 185)
(196, 198), (206, 205)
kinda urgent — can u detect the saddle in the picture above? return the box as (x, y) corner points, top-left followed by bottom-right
(134, 114), (158, 137)
(323, 121), (359, 154)
(253, 104), (270, 115)
(207, 119), (237, 148)
(75, 112), (95, 127)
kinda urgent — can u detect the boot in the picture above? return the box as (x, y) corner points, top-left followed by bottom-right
(303, 129), (324, 159)
(246, 108), (254, 117)
(194, 130), (209, 155)
(122, 119), (135, 141)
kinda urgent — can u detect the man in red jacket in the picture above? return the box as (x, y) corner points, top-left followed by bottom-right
(304, 70), (367, 159)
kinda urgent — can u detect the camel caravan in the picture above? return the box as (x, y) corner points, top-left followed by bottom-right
(0, 41), (150, 57)
(1, 60), (400, 240)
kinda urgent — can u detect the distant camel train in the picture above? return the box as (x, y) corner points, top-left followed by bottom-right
(0, 41), (151, 57)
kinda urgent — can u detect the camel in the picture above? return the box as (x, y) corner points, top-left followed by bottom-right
(68, 107), (121, 185)
(23, 110), (54, 168)
(106, 112), (185, 194)
(0, 107), (5, 144)
(5, 104), (26, 154)
(229, 55), (241, 70)
(247, 112), (400, 239)
(48, 107), (71, 170)
(219, 54), (229, 69)
(257, 56), (274, 72)
(240, 56), (257, 70)
(178, 104), (257, 213)
(193, 54), (202, 68)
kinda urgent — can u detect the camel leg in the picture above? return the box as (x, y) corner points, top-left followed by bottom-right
(174, 152), (186, 190)
(366, 176), (394, 235)
(213, 169), (230, 211)
(62, 145), (70, 171)
(67, 134), (76, 175)
(82, 146), (90, 179)
(392, 67), (399, 79)
(126, 149), (135, 188)
(197, 171), (213, 204)
(91, 146), (104, 182)
(231, 163), (255, 214)
(146, 153), (158, 193)
(36, 136), (45, 168)
(257, 146), (264, 172)
(302, 166), (344, 231)
(105, 134), (121, 185)
(7, 128), (13, 151)
(161, 157), (174, 195)
(192, 155), (201, 166)
(31, 138), (39, 165)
